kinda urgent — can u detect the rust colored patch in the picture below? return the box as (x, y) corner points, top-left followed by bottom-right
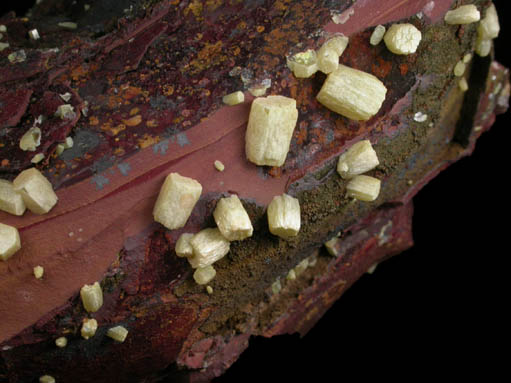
(123, 115), (143, 127)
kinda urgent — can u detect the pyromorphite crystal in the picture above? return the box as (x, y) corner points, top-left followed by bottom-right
(444, 5), (481, 25)
(193, 265), (217, 285)
(267, 194), (301, 239)
(175, 233), (195, 258)
(107, 325), (129, 342)
(245, 95), (298, 167)
(12, 168), (58, 215)
(346, 175), (381, 202)
(188, 228), (230, 268)
(317, 64), (387, 121)
(213, 195), (253, 241)
(0, 223), (21, 261)
(0, 179), (26, 216)
(153, 173), (202, 230)
(337, 140), (379, 179)
(384, 23), (422, 55)
(80, 281), (103, 313)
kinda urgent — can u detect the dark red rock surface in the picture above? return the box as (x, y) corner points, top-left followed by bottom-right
(0, 0), (509, 382)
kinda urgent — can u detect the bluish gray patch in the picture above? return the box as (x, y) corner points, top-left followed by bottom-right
(326, 130), (334, 144)
(117, 162), (131, 176)
(92, 155), (116, 174)
(257, 167), (268, 180)
(60, 130), (100, 161)
(176, 133), (190, 147)
(91, 174), (109, 190)
(153, 139), (169, 155)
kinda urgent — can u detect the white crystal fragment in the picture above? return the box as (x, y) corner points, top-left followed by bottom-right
(213, 195), (253, 241)
(0, 25), (6, 32)
(193, 265), (217, 285)
(153, 173), (202, 230)
(80, 281), (103, 313)
(0, 223), (21, 261)
(13, 168), (58, 215)
(346, 175), (381, 202)
(444, 5), (480, 25)
(0, 179), (26, 216)
(245, 95), (298, 167)
(59, 92), (72, 102)
(222, 91), (245, 106)
(384, 24), (422, 55)
(336, 140), (379, 179)
(413, 112), (428, 122)
(28, 29), (40, 40)
(63, 136), (74, 149)
(267, 194), (301, 239)
(107, 325), (128, 342)
(175, 233), (194, 258)
(370, 25), (386, 45)
(317, 64), (387, 121)
(188, 228), (230, 269)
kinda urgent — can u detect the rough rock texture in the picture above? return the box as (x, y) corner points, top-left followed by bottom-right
(0, 0), (509, 382)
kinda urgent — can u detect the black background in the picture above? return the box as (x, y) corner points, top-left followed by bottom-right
(1, 1), (509, 381)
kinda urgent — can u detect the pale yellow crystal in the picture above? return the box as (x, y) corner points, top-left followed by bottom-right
(245, 95), (298, 166)
(19, 127), (41, 152)
(58, 21), (77, 29)
(336, 140), (379, 179)
(80, 281), (103, 313)
(214, 160), (225, 172)
(267, 194), (301, 239)
(287, 49), (318, 78)
(317, 36), (348, 74)
(188, 228), (230, 268)
(444, 5), (480, 25)
(317, 64), (387, 121)
(384, 23), (422, 55)
(222, 91), (245, 106)
(0, 223), (21, 261)
(55, 337), (67, 348)
(459, 78), (469, 92)
(206, 285), (213, 294)
(13, 168), (58, 215)
(107, 325), (128, 342)
(213, 195), (253, 241)
(294, 258), (309, 276)
(31, 153), (45, 164)
(454, 61), (466, 77)
(478, 4), (499, 40)
(175, 233), (194, 258)
(370, 25), (386, 45)
(324, 237), (339, 257)
(0, 179), (26, 216)
(346, 175), (381, 202)
(39, 375), (56, 383)
(286, 269), (296, 280)
(475, 38), (492, 57)
(81, 318), (98, 339)
(153, 173), (202, 230)
(193, 265), (217, 285)
(271, 279), (282, 294)
(54, 104), (75, 120)
(33, 265), (44, 279)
